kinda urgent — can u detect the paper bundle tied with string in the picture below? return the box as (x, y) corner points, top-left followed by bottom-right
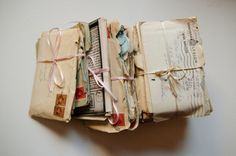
(29, 28), (81, 122)
(29, 17), (213, 133)
(135, 17), (213, 121)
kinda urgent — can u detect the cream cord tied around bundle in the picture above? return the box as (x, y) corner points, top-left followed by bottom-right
(37, 28), (84, 92)
(144, 66), (203, 97)
(144, 22), (203, 97)
(154, 66), (186, 97)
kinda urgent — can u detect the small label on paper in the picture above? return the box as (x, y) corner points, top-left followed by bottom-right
(75, 87), (86, 100)
(54, 94), (67, 118)
(53, 106), (65, 118)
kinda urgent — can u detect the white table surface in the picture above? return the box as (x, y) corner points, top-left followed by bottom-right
(0, 0), (235, 156)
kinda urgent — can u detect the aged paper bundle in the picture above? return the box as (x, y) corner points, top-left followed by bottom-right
(136, 17), (212, 122)
(30, 28), (80, 122)
(29, 17), (212, 133)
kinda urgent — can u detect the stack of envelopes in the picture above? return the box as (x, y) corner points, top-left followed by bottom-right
(29, 17), (213, 133)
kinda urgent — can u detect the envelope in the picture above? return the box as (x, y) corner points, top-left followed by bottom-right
(29, 28), (80, 122)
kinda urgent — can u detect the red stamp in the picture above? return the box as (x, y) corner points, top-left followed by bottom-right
(112, 113), (125, 126)
(55, 94), (67, 106)
(75, 87), (86, 100)
(53, 106), (65, 118)
(54, 94), (67, 118)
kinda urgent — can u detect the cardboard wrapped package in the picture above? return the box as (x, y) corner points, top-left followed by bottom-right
(29, 28), (81, 122)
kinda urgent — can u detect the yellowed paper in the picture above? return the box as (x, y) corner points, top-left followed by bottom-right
(137, 17), (212, 121)
(83, 21), (132, 133)
(29, 17), (213, 132)
(29, 28), (80, 122)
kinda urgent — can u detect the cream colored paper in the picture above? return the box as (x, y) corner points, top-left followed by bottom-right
(135, 23), (152, 114)
(29, 28), (80, 122)
(137, 17), (212, 121)
(29, 17), (213, 132)
(107, 21), (131, 131)
(84, 21), (131, 133)
(99, 18), (113, 114)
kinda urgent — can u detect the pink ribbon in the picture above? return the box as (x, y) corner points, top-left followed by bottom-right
(88, 67), (118, 102)
(111, 76), (134, 81)
(46, 28), (63, 92)
(88, 68), (109, 76)
(38, 28), (84, 92)
(87, 55), (119, 125)
(88, 67), (120, 125)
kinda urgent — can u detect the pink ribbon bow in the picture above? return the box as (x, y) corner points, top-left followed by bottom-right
(87, 55), (119, 125)
(38, 28), (84, 92)
(46, 28), (64, 92)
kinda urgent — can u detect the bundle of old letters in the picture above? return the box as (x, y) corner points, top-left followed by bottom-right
(29, 17), (213, 133)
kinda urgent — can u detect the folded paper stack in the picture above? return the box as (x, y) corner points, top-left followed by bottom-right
(29, 17), (213, 133)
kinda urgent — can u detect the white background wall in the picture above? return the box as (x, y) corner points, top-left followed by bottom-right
(0, 0), (235, 156)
